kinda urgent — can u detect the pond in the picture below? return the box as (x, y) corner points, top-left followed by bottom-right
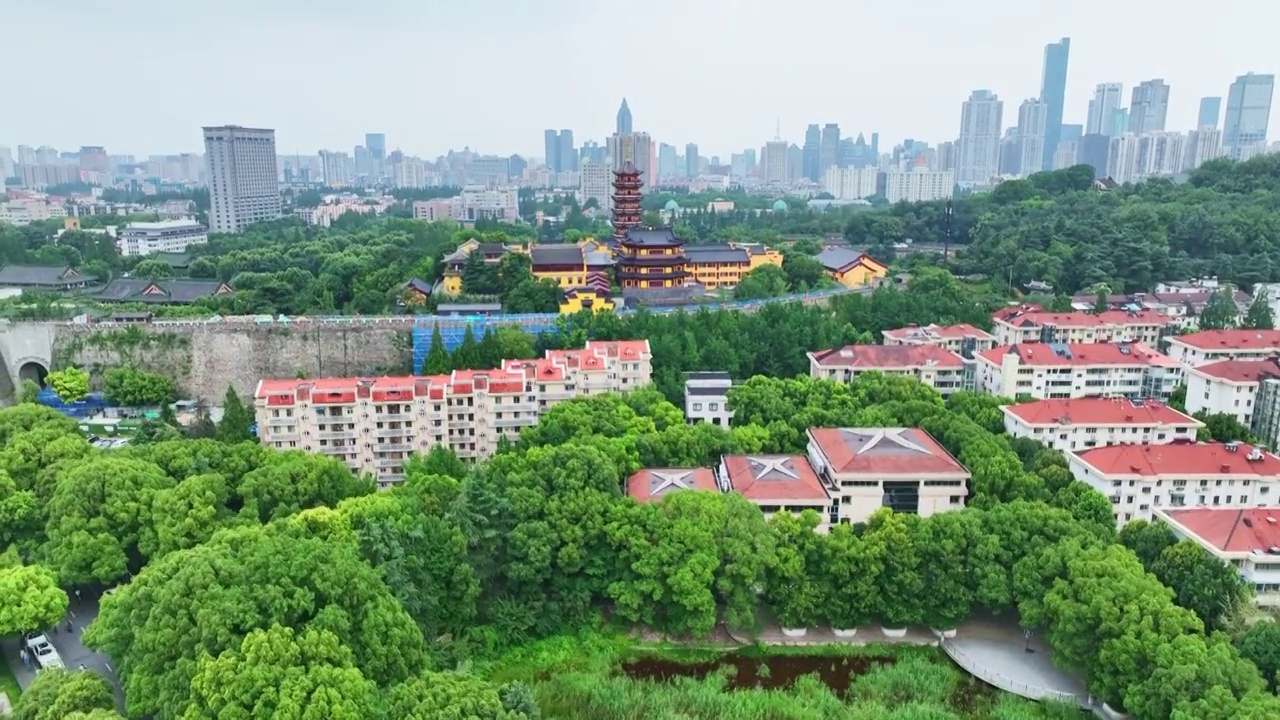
(622, 651), (897, 695)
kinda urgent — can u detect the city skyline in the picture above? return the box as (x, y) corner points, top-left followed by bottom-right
(3, 0), (1277, 158)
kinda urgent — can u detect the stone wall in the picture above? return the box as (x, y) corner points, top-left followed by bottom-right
(51, 322), (413, 403)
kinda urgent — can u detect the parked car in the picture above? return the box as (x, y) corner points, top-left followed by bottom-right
(23, 631), (64, 670)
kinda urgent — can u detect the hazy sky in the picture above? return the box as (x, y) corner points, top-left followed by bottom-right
(3, 0), (1275, 158)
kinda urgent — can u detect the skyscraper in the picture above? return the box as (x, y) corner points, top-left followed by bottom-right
(1086, 83), (1123, 136)
(1198, 97), (1222, 129)
(658, 143), (678, 179)
(203, 125), (281, 234)
(1223, 72), (1275, 159)
(608, 132), (652, 192)
(557, 130), (576, 175)
(617, 99), (633, 135)
(764, 137), (789, 184)
(820, 123), (841, 174)
(1129, 80), (1170, 135)
(802, 125), (821, 181)
(365, 133), (386, 161)
(956, 90), (1003, 186)
(1017, 99), (1048, 175)
(1039, 37), (1070, 170)
(685, 143), (699, 178)
(543, 129), (559, 171)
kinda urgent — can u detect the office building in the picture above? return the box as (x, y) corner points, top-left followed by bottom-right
(820, 123), (841, 175)
(1198, 97), (1222, 129)
(459, 186), (519, 222)
(975, 342), (1181, 400)
(883, 165), (954, 203)
(1017, 98), (1048, 175)
(685, 143), (699, 178)
(543, 129), (575, 174)
(1069, 441), (1280, 528)
(203, 126), (281, 234)
(657, 143), (678, 179)
(803, 125), (821, 181)
(956, 90), (1003, 186)
(580, 141), (606, 166)
(365, 133), (386, 163)
(1039, 37), (1070, 170)
(1156, 507), (1280, 608)
(116, 220), (209, 257)
(764, 138), (789, 184)
(684, 371), (734, 426)
(808, 344), (973, 398)
(1129, 80), (1171, 136)
(1223, 72), (1275, 159)
(1086, 83), (1123, 137)
(254, 340), (652, 486)
(1002, 397), (1202, 454)
(616, 98), (632, 135)
(823, 166), (878, 200)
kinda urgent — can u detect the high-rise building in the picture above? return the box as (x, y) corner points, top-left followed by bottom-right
(1086, 83), (1123, 136)
(543, 130), (559, 171)
(78, 146), (110, 174)
(1129, 80), (1170, 136)
(684, 143), (699, 178)
(884, 163), (955, 203)
(617, 98), (633, 135)
(820, 123), (841, 174)
(365, 133), (386, 161)
(658, 143), (678, 179)
(1078, 134), (1111, 178)
(1017, 98), (1048, 175)
(1110, 108), (1130, 137)
(16, 145), (35, 166)
(823, 166), (877, 200)
(787, 144), (803, 183)
(764, 137), (789, 184)
(580, 141), (606, 166)
(202, 125), (281, 234)
(1223, 72), (1275, 159)
(998, 128), (1022, 176)
(956, 90), (1003, 186)
(1184, 128), (1224, 171)
(1137, 132), (1186, 178)
(558, 130), (576, 174)
(1198, 97), (1222, 130)
(0, 147), (13, 179)
(802, 124), (821, 181)
(580, 161), (611, 210)
(1039, 38), (1070, 170)
(319, 150), (355, 187)
(1106, 134), (1141, 184)
(608, 132), (653, 192)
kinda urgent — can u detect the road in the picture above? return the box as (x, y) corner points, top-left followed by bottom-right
(1, 590), (125, 713)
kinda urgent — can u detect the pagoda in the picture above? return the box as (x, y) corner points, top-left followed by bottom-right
(610, 161), (643, 241)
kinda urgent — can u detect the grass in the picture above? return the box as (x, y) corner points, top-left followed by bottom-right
(0, 659), (20, 706)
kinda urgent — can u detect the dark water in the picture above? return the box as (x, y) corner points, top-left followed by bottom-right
(622, 652), (896, 695)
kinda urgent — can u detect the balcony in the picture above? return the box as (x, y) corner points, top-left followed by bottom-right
(378, 412), (413, 422)
(494, 416), (536, 428)
(269, 432), (300, 442)
(376, 427), (412, 438)
(316, 429), (356, 440)
(448, 418), (474, 429)
(375, 442), (415, 452)
(374, 458), (404, 469)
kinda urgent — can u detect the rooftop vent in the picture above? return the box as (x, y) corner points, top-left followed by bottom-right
(1225, 441), (1242, 452)
(1248, 448), (1265, 461)
(1244, 517), (1254, 528)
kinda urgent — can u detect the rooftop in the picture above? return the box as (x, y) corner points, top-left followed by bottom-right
(123, 220), (206, 231)
(1003, 397), (1202, 427)
(810, 344), (967, 369)
(625, 468), (719, 503)
(530, 244), (584, 266)
(0, 265), (88, 287)
(994, 308), (1176, 327)
(807, 427), (969, 475)
(96, 278), (231, 304)
(1161, 508), (1280, 554)
(720, 455), (829, 502)
(977, 342), (1178, 368)
(814, 247), (872, 272)
(1171, 329), (1280, 351)
(623, 227), (684, 247)
(684, 245), (751, 264)
(883, 323), (996, 342)
(1073, 442), (1280, 477)
(1192, 358), (1280, 383)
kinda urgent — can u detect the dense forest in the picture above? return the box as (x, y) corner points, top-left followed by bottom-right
(5, 370), (1280, 718)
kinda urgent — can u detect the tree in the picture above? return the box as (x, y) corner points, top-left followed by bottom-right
(385, 671), (522, 720)
(0, 564), (68, 637)
(1199, 289), (1240, 330)
(1150, 540), (1249, 631)
(864, 509), (924, 628)
(20, 378), (41, 404)
(1119, 519), (1178, 567)
(1093, 292), (1109, 313)
(1244, 291), (1275, 330)
(452, 325), (482, 370)
(422, 326), (452, 375)
(13, 669), (117, 720)
(1194, 411), (1255, 444)
(503, 278), (561, 314)
(733, 265), (789, 301)
(1234, 620), (1280, 691)
(131, 259), (173, 280)
(102, 367), (175, 407)
(187, 257), (218, 279)
(821, 523), (882, 630)
(216, 386), (253, 443)
(46, 367), (90, 404)
(761, 511), (825, 629)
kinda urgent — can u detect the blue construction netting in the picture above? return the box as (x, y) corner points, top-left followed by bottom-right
(410, 286), (860, 373)
(37, 389), (114, 419)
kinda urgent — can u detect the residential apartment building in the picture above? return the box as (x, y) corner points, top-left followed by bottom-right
(1155, 507), (1280, 608)
(975, 342), (1181, 400)
(203, 125), (282, 233)
(578, 161), (611, 210)
(684, 371), (733, 427)
(1185, 358), (1280, 450)
(808, 344), (972, 398)
(116, 220), (209, 257)
(883, 165), (955, 203)
(882, 323), (997, 358)
(992, 308), (1177, 346)
(1002, 397), (1202, 453)
(1068, 441), (1280, 528)
(412, 199), (459, 222)
(1070, 288), (1249, 328)
(253, 340), (652, 487)
(1165, 330), (1280, 368)
(805, 427), (969, 523)
(823, 166), (878, 201)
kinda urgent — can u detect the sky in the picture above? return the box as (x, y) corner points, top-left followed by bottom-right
(2, 0), (1276, 159)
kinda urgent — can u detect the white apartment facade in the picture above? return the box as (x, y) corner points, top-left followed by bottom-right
(823, 166), (878, 201)
(1184, 359), (1280, 451)
(992, 308), (1177, 346)
(254, 340), (651, 487)
(579, 162), (611, 211)
(1002, 397), (1203, 453)
(116, 220), (209, 257)
(1164, 330), (1280, 368)
(684, 371), (734, 427)
(808, 344), (973, 398)
(882, 323), (997, 357)
(203, 125), (282, 233)
(1156, 507), (1280, 608)
(883, 165), (955, 203)
(1069, 441), (1280, 528)
(975, 343), (1182, 400)
(460, 186), (519, 222)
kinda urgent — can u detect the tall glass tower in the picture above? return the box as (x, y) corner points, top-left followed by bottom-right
(1039, 38), (1070, 171)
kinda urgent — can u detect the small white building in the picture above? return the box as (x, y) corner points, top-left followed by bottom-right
(1165, 330), (1280, 369)
(1185, 358), (1280, 425)
(684, 371), (734, 427)
(881, 323), (997, 357)
(975, 342), (1181, 400)
(808, 344), (972, 398)
(991, 307), (1177, 347)
(1155, 507), (1280, 608)
(1002, 397), (1202, 453)
(116, 220), (209, 257)
(1067, 441), (1280, 528)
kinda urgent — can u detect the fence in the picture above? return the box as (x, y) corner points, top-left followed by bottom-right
(939, 639), (1091, 708)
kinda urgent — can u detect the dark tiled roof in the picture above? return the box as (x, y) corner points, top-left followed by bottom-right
(685, 245), (750, 264)
(408, 278), (433, 295)
(530, 245), (584, 266)
(153, 252), (191, 268)
(685, 371), (732, 381)
(624, 228), (683, 247)
(814, 248), (867, 272)
(96, 278), (232, 303)
(0, 265), (88, 287)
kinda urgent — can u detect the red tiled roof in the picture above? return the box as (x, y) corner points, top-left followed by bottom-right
(721, 455), (829, 501)
(626, 468), (719, 502)
(992, 304), (1043, 322)
(1162, 508), (1280, 554)
(807, 428), (968, 475)
(883, 323), (995, 341)
(809, 344), (966, 369)
(976, 343), (1178, 368)
(1171, 329), (1280, 350)
(1074, 442), (1280, 477)
(1190, 358), (1280, 383)
(994, 309), (1175, 328)
(1004, 398), (1201, 426)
